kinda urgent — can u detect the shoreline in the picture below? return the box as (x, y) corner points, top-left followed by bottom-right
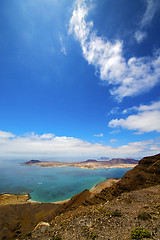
(90, 178), (120, 194)
(0, 193), (30, 205)
(0, 178), (120, 205)
(27, 198), (70, 204)
(0, 164), (135, 205)
(28, 162), (137, 170)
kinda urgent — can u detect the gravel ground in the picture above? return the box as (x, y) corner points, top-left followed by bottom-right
(22, 185), (160, 240)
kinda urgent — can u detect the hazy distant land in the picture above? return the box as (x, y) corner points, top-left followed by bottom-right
(0, 157), (138, 205)
(0, 158), (138, 205)
(0, 178), (120, 205)
(24, 158), (139, 169)
(0, 154), (159, 239)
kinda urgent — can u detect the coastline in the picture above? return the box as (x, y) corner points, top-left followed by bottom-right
(27, 198), (70, 204)
(0, 162), (135, 205)
(0, 193), (30, 205)
(0, 178), (120, 205)
(90, 178), (120, 194)
(29, 161), (137, 170)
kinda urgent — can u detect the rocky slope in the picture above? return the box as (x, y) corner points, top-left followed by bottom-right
(86, 153), (160, 205)
(0, 153), (159, 240)
(24, 153), (160, 240)
(107, 158), (138, 165)
(25, 160), (41, 165)
(30, 184), (160, 240)
(0, 202), (59, 240)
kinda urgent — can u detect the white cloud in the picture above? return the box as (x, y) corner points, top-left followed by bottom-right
(61, 46), (67, 55)
(0, 130), (160, 159)
(109, 111), (160, 133)
(60, 36), (67, 55)
(134, 30), (147, 43)
(69, 0), (160, 100)
(135, 100), (160, 112)
(0, 131), (15, 139)
(109, 129), (120, 134)
(94, 133), (103, 137)
(123, 100), (160, 114)
(141, 0), (158, 27)
(108, 107), (120, 115)
(40, 133), (55, 139)
(109, 101), (160, 133)
(135, 0), (159, 43)
(110, 139), (117, 143)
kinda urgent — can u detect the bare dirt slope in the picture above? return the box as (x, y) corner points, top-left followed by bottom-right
(86, 153), (160, 205)
(0, 153), (159, 240)
(0, 202), (59, 240)
(29, 185), (160, 240)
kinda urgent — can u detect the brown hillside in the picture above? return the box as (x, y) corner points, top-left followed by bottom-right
(86, 153), (160, 205)
(0, 203), (59, 240)
(31, 184), (160, 240)
(56, 189), (94, 214)
(108, 158), (138, 165)
(0, 153), (159, 239)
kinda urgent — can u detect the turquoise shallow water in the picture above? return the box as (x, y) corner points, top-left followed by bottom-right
(0, 160), (132, 202)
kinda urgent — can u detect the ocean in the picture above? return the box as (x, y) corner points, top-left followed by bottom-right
(0, 159), (132, 203)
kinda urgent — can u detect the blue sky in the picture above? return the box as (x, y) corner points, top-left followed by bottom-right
(0, 0), (160, 160)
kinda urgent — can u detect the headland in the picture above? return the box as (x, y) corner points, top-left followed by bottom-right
(24, 158), (138, 169)
(0, 153), (159, 240)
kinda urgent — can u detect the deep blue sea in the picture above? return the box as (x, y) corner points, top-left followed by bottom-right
(0, 159), (132, 203)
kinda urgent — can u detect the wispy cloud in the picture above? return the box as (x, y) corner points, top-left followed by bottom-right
(141, 0), (158, 27)
(109, 129), (120, 135)
(123, 100), (160, 114)
(108, 107), (120, 115)
(69, 0), (160, 100)
(110, 139), (117, 143)
(94, 133), (103, 137)
(134, 30), (147, 44)
(0, 130), (160, 159)
(0, 130), (15, 139)
(60, 36), (67, 55)
(109, 101), (160, 133)
(135, 0), (160, 43)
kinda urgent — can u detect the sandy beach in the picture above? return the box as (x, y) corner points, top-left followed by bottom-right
(0, 178), (119, 205)
(90, 178), (120, 194)
(0, 193), (30, 205)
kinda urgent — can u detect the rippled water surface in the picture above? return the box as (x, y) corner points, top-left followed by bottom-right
(0, 159), (131, 202)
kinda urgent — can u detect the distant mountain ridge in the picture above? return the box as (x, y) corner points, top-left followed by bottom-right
(0, 153), (159, 240)
(48, 153), (160, 216)
(108, 158), (138, 165)
(25, 160), (41, 165)
(84, 158), (138, 164)
(25, 158), (138, 165)
(86, 153), (160, 205)
(84, 159), (98, 163)
(24, 158), (138, 170)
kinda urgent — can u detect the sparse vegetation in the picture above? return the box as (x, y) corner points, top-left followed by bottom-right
(110, 209), (122, 217)
(138, 211), (152, 220)
(83, 226), (90, 231)
(143, 204), (149, 209)
(124, 197), (132, 204)
(25, 232), (32, 238)
(155, 204), (160, 212)
(97, 206), (107, 213)
(131, 227), (151, 239)
(52, 235), (62, 240)
(1, 154), (160, 240)
(90, 232), (98, 239)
